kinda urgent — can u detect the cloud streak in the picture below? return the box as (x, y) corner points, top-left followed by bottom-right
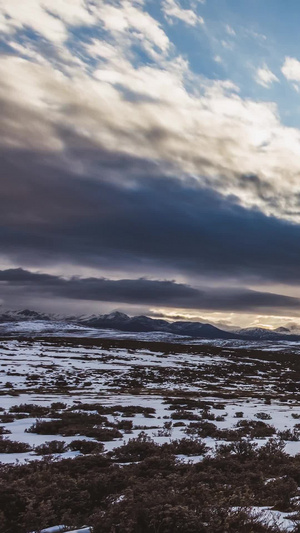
(1, 268), (300, 313)
(255, 65), (279, 88)
(162, 0), (204, 26)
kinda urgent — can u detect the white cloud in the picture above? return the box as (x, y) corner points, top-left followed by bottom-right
(0, 0), (169, 57)
(2, 0), (300, 223)
(0, 0), (96, 43)
(2, 48), (300, 223)
(282, 56), (300, 82)
(255, 65), (279, 88)
(245, 29), (267, 43)
(162, 0), (204, 26)
(225, 24), (235, 36)
(221, 40), (234, 50)
(98, 1), (170, 53)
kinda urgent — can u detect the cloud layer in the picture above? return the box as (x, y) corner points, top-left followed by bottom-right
(1, 0), (300, 320)
(1, 268), (300, 314)
(1, 11), (300, 221)
(2, 148), (300, 287)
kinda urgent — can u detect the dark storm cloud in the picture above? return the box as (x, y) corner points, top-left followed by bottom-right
(1, 268), (300, 312)
(2, 147), (300, 285)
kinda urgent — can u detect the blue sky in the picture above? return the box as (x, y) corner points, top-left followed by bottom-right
(2, 0), (300, 328)
(151, 0), (300, 127)
(155, 0), (300, 127)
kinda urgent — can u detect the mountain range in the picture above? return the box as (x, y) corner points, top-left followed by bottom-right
(0, 309), (299, 342)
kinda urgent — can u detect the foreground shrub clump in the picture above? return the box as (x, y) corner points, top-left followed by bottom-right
(68, 440), (105, 455)
(34, 440), (68, 455)
(0, 438), (32, 453)
(26, 412), (122, 441)
(0, 437), (299, 533)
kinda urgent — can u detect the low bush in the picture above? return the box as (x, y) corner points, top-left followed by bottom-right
(25, 411), (122, 441)
(277, 428), (300, 441)
(116, 420), (133, 432)
(236, 420), (276, 438)
(0, 413), (14, 423)
(0, 433), (298, 533)
(185, 421), (218, 438)
(0, 439), (32, 453)
(109, 432), (160, 462)
(171, 410), (202, 421)
(68, 439), (105, 454)
(34, 440), (67, 455)
(9, 404), (51, 417)
(255, 412), (272, 420)
(165, 438), (208, 456)
(234, 411), (244, 418)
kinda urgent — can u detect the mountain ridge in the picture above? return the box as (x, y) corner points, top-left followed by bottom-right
(1, 308), (300, 341)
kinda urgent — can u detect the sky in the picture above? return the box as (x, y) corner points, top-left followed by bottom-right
(2, 0), (300, 329)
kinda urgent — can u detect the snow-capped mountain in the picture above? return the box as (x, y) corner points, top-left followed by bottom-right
(0, 309), (53, 322)
(237, 327), (282, 340)
(80, 312), (239, 339)
(1, 308), (300, 342)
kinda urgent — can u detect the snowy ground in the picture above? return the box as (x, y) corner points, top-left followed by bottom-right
(1, 337), (300, 462)
(2, 336), (300, 531)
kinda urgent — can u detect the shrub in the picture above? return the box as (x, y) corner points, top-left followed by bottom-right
(0, 414), (14, 423)
(255, 412), (272, 420)
(116, 420), (133, 433)
(201, 409), (216, 421)
(165, 438), (208, 456)
(185, 421), (218, 438)
(171, 410), (201, 421)
(51, 402), (67, 410)
(236, 420), (276, 438)
(9, 403), (51, 416)
(34, 440), (68, 455)
(277, 429), (300, 441)
(25, 412), (122, 441)
(156, 421), (172, 437)
(109, 432), (160, 462)
(0, 439), (32, 453)
(0, 427), (11, 436)
(68, 440), (105, 454)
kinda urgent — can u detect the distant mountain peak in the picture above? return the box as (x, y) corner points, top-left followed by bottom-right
(104, 311), (129, 320)
(274, 326), (291, 333)
(0, 308), (52, 322)
(17, 309), (44, 317)
(238, 327), (283, 340)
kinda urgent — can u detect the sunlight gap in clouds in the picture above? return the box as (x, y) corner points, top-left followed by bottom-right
(149, 308), (300, 331)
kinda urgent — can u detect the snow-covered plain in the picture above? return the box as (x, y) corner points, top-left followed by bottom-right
(0, 337), (300, 460)
(2, 336), (300, 531)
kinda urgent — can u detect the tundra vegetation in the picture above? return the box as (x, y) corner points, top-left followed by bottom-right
(1, 337), (300, 531)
